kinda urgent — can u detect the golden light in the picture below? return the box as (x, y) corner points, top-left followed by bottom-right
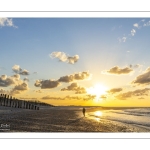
(86, 83), (108, 102)
(94, 111), (103, 117)
(95, 118), (100, 122)
(94, 111), (103, 122)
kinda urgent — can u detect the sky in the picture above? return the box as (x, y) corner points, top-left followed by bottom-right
(1, 18), (150, 106)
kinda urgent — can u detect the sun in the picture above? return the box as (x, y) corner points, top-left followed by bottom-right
(86, 83), (108, 102)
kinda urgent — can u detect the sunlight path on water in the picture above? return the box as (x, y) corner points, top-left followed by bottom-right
(86, 111), (103, 122)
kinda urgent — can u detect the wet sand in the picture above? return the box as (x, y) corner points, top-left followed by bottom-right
(0, 106), (149, 132)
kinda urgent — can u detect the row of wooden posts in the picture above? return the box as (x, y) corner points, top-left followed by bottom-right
(0, 94), (39, 110)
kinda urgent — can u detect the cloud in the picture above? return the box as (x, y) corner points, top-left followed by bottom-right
(58, 71), (92, 82)
(12, 74), (20, 80)
(12, 65), (29, 75)
(42, 95), (82, 101)
(143, 21), (150, 27)
(50, 51), (79, 64)
(0, 18), (17, 28)
(0, 89), (9, 94)
(141, 19), (145, 22)
(19, 97), (38, 100)
(116, 88), (150, 100)
(33, 72), (38, 74)
(23, 77), (29, 82)
(34, 90), (42, 93)
(10, 82), (29, 95)
(35, 71), (91, 89)
(129, 64), (142, 69)
(83, 94), (96, 101)
(100, 95), (107, 99)
(107, 88), (123, 94)
(134, 64), (142, 68)
(131, 29), (136, 36)
(65, 95), (79, 100)
(133, 23), (139, 28)
(102, 66), (133, 75)
(0, 74), (21, 87)
(132, 67), (150, 85)
(41, 94), (96, 101)
(119, 37), (127, 43)
(61, 82), (86, 94)
(34, 79), (60, 89)
(119, 19), (148, 43)
(67, 55), (79, 64)
(138, 97), (145, 99)
(42, 96), (64, 100)
(12, 82), (28, 91)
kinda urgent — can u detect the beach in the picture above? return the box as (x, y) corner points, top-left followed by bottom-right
(0, 106), (150, 132)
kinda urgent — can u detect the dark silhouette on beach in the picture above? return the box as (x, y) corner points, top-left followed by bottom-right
(82, 107), (86, 117)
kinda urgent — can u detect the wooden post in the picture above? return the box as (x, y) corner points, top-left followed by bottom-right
(7, 95), (9, 107)
(4, 94), (7, 106)
(0, 94), (2, 106)
(31, 104), (33, 110)
(2, 94), (4, 106)
(26, 102), (28, 109)
(10, 96), (12, 107)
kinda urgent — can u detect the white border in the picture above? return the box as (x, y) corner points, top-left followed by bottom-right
(0, 11), (150, 139)
(0, 0), (150, 12)
(0, 12), (150, 18)
(0, 133), (150, 139)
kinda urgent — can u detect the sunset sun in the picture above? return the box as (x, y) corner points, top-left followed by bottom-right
(86, 84), (108, 102)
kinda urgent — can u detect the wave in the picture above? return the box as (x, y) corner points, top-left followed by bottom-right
(88, 108), (150, 129)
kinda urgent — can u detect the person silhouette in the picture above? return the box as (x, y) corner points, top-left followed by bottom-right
(82, 107), (86, 117)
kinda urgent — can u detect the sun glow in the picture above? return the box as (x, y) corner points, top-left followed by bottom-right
(94, 111), (103, 122)
(86, 83), (108, 102)
(94, 111), (103, 117)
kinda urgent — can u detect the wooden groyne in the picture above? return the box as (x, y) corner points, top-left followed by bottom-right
(0, 94), (39, 110)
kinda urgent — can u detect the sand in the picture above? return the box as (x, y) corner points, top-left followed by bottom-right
(0, 106), (149, 132)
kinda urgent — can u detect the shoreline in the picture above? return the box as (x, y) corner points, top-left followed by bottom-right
(0, 106), (150, 132)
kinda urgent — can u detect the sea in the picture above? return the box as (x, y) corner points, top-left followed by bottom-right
(86, 107), (150, 131)
(54, 106), (150, 131)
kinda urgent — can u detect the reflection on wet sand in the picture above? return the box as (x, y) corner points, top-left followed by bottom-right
(94, 111), (103, 117)
(87, 111), (103, 122)
(94, 111), (103, 122)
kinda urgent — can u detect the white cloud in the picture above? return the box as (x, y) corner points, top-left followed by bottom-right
(118, 37), (127, 43)
(116, 88), (150, 100)
(0, 18), (17, 28)
(143, 21), (150, 27)
(58, 71), (92, 82)
(0, 74), (20, 87)
(0, 88), (9, 94)
(107, 88), (123, 94)
(122, 37), (127, 42)
(12, 65), (29, 75)
(61, 82), (86, 94)
(10, 82), (29, 95)
(102, 66), (133, 75)
(23, 77), (29, 82)
(131, 29), (136, 36)
(50, 51), (79, 64)
(133, 23), (139, 28)
(141, 19), (145, 22)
